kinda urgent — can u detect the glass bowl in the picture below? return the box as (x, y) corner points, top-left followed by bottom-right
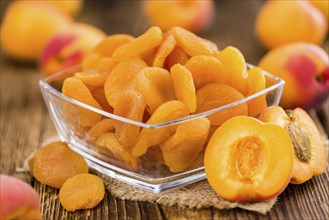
(39, 64), (284, 193)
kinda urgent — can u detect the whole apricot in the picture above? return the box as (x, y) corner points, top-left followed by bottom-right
(310, 0), (329, 21)
(0, 1), (72, 61)
(0, 175), (41, 220)
(255, 0), (327, 49)
(143, 0), (214, 32)
(40, 23), (106, 76)
(41, 0), (83, 17)
(258, 43), (329, 110)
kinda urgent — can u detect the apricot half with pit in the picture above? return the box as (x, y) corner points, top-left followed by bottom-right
(259, 106), (328, 184)
(204, 116), (294, 202)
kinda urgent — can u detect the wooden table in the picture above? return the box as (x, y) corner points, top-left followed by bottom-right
(1, 1), (328, 219)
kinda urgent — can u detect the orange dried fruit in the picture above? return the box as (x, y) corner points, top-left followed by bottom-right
(62, 77), (103, 127)
(113, 90), (145, 148)
(136, 67), (176, 114)
(170, 63), (197, 113)
(33, 142), (88, 189)
(205, 116), (294, 202)
(160, 118), (210, 172)
(165, 46), (189, 70)
(104, 57), (147, 107)
(132, 100), (190, 157)
(185, 55), (228, 89)
(82, 53), (101, 70)
(75, 69), (108, 87)
(216, 46), (248, 94)
(91, 88), (114, 113)
(112, 26), (163, 62)
(246, 67), (267, 116)
(93, 34), (135, 57)
(196, 83), (248, 125)
(59, 173), (105, 211)
(82, 54), (118, 74)
(96, 132), (140, 171)
(87, 118), (114, 141)
(153, 34), (176, 67)
(171, 26), (218, 57)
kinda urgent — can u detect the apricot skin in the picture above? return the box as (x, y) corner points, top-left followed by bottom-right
(258, 106), (328, 184)
(0, 175), (41, 220)
(205, 116), (293, 202)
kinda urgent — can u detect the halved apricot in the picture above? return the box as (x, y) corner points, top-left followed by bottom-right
(160, 118), (210, 172)
(96, 132), (140, 171)
(136, 67), (176, 114)
(164, 46), (189, 70)
(170, 63), (196, 113)
(62, 77), (103, 127)
(204, 116), (294, 202)
(259, 106), (328, 184)
(113, 90), (145, 148)
(171, 26), (218, 57)
(104, 57), (147, 107)
(132, 100), (190, 157)
(246, 67), (267, 116)
(184, 55), (228, 89)
(111, 26), (163, 62)
(216, 46), (248, 95)
(93, 34), (135, 57)
(153, 33), (176, 67)
(195, 83), (248, 125)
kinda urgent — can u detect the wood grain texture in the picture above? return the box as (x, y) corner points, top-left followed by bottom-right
(1, 0), (328, 219)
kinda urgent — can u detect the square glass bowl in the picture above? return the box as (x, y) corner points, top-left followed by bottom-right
(39, 64), (284, 193)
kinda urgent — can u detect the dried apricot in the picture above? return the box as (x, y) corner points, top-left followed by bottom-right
(93, 34), (135, 57)
(96, 132), (140, 170)
(216, 46), (248, 94)
(104, 57), (147, 107)
(87, 118), (114, 141)
(82, 53), (101, 70)
(33, 142), (88, 189)
(136, 67), (176, 114)
(205, 116), (294, 202)
(170, 63), (196, 113)
(59, 173), (105, 211)
(153, 34), (176, 67)
(112, 26), (163, 62)
(132, 100), (190, 157)
(196, 83), (248, 125)
(246, 67), (267, 116)
(171, 26), (218, 56)
(184, 55), (228, 89)
(113, 90), (145, 148)
(91, 88), (114, 113)
(82, 54), (118, 74)
(160, 118), (210, 172)
(62, 77), (103, 127)
(75, 69), (108, 87)
(164, 46), (189, 70)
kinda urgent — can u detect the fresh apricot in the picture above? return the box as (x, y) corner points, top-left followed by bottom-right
(112, 26), (163, 62)
(33, 142), (89, 189)
(216, 46), (248, 95)
(205, 116), (294, 202)
(59, 173), (105, 211)
(0, 175), (41, 220)
(42, 0), (83, 17)
(171, 26), (218, 57)
(255, 0), (327, 49)
(132, 100), (190, 157)
(62, 77), (103, 127)
(136, 67), (176, 114)
(170, 64), (197, 113)
(160, 118), (210, 172)
(185, 55), (228, 89)
(259, 106), (328, 184)
(246, 67), (267, 116)
(1, 0), (72, 61)
(196, 83), (248, 125)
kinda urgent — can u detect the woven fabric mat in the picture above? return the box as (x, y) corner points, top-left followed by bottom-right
(99, 173), (276, 215)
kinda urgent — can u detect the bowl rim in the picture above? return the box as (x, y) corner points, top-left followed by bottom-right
(39, 64), (285, 129)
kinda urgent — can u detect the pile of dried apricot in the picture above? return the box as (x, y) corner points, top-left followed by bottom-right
(61, 26), (269, 172)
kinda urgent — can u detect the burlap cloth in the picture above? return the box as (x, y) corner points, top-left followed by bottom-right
(98, 173), (276, 214)
(22, 137), (276, 215)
